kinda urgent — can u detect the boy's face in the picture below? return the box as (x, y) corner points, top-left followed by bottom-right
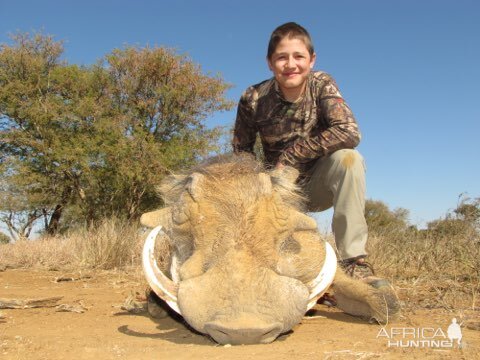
(267, 37), (316, 99)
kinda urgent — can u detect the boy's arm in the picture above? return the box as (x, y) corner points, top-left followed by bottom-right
(278, 76), (360, 167)
(232, 88), (257, 155)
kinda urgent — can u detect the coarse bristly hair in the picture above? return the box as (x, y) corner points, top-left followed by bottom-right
(157, 153), (306, 211)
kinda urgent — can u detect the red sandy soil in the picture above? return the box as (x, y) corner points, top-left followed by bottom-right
(1, 269), (478, 360)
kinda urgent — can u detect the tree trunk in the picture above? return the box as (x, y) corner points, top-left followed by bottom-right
(46, 204), (63, 235)
(46, 186), (71, 235)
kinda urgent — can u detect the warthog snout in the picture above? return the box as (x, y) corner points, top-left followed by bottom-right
(204, 318), (283, 345)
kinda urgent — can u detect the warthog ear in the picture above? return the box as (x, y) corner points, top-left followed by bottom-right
(187, 173), (205, 201)
(140, 207), (172, 228)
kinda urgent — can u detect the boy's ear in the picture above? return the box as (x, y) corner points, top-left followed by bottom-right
(310, 52), (317, 69)
(267, 56), (273, 71)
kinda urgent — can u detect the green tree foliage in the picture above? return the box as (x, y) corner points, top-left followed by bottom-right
(364, 196), (480, 241)
(364, 199), (410, 234)
(0, 32), (234, 236)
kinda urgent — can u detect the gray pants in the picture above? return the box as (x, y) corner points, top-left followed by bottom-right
(303, 149), (368, 261)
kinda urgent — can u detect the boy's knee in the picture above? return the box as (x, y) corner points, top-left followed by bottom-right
(330, 149), (363, 169)
(327, 150), (365, 178)
(306, 149), (365, 206)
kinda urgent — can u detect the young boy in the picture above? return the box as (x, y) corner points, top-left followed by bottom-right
(233, 22), (372, 278)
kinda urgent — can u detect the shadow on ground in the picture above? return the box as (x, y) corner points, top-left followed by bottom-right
(115, 305), (371, 345)
(115, 310), (213, 345)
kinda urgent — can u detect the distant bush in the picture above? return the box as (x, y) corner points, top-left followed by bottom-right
(427, 196), (480, 237)
(0, 232), (10, 244)
(364, 199), (410, 235)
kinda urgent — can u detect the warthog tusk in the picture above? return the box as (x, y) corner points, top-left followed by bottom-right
(142, 225), (182, 315)
(306, 242), (337, 311)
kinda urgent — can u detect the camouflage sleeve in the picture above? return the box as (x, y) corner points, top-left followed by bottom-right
(232, 87), (258, 155)
(279, 75), (361, 166)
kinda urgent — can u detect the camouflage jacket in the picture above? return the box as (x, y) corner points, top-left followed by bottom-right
(232, 71), (361, 175)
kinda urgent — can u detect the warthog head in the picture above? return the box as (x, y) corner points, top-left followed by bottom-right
(141, 155), (399, 345)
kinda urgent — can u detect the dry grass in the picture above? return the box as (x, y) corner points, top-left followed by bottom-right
(0, 218), (144, 271)
(0, 236), (74, 270)
(366, 226), (480, 311)
(71, 218), (143, 269)
(1, 217), (479, 312)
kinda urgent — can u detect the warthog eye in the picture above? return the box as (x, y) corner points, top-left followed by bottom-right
(172, 206), (189, 225)
(276, 231), (324, 282)
(279, 237), (301, 254)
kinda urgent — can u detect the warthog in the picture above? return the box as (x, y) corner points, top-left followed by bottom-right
(141, 154), (399, 345)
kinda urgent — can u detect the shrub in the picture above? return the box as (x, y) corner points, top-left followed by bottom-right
(0, 232), (10, 244)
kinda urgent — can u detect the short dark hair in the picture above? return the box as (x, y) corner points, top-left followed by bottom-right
(267, 22), (314, 60)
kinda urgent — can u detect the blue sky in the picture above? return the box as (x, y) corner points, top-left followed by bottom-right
(1, 0), (479, 228)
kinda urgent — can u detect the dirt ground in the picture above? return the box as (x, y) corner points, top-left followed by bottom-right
(1, 269), (478, 360)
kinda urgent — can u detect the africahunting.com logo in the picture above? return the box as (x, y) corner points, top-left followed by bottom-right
(377, 318), (464, 348)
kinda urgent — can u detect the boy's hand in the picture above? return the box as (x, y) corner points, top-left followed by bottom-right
(275, 162), (285, 170)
